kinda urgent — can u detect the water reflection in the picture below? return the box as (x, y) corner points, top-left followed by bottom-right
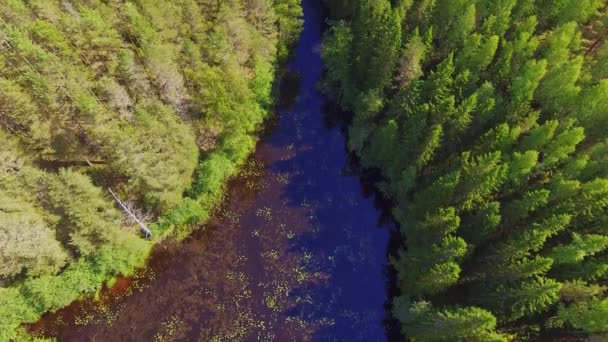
(30, 0), (396, 340)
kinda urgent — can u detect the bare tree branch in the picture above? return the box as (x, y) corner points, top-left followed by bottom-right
(108, 188), (152, 239)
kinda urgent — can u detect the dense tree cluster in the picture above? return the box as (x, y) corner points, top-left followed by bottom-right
(323, 0), (608, 340)
(0, 0), (302, 340)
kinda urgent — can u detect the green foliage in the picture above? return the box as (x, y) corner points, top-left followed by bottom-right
(322, 22), (354, 106)
(0, 0), (300, 339)
(458, 151), (508, 210)
(417, 124), (443, 169)
(323, 0), (608, 338)
(495, 277), (562, 321)
(503, 189), (550, 223)
(396, 29), (428, 86)
(536, 56), (583, 114)
(362, 120), (399, 171)
(104, 101), (199, 211)
(508, 150), (538, 187)
(322, 0), (355, 19)
(394, 298), (509, 341)
(492, 214), (572, 262)
(456, 34), (500, 75)
(350, 0), (402, 94)
(549, 233), (608, 265)
(394, 206), (467, 296)
(580, 139), (608, 179)
(0, 207), (67, 279)
(459, 201), (501, 245)
(559, 280), (605, 302)
(423, 54), (456, 122)
(538, 0), (605, 24)
(407, 171), (461, 218)
(274, 0), (304, 61)
(577, 80), (608, 136)
(491, 256), (554, 283)
(551, 298), (608, 333)
(519, 120), (559, 151)
(510, 59), (547, 110)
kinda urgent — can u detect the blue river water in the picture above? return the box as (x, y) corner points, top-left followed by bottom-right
(33, 1), (396, 340)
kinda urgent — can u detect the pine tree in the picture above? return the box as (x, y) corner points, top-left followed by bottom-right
(551, 298), (608, 333)
(542, 125), (585, 166)
(510, 59), (547, 111)
(424, 54), (456, 123)
(552, 256), (608, 282)
(493, 256), (554, 282)
(508, 16), (540, 76)
(507, 150), (538, 188)
(432, 1), (477, 50)
(485, 214), (571, 263)
(0, 203), (67, 280)
(322, 22), (354, 105)
(456, 34), (499, 75)
(323, 0), (608, 338)
(549, 233), (608, 264)
(477, 0), (517, 37)
(394, 299), (508, 341)
(475, 123), (520, 156)
(351, 0), (402, 94)
(416, 124), (444, 169)
(459, 201), (501, 245)
(536, 56), (583, 114)
(519, 120), (559, 151)
(413, 206), (461, 243)
(457, 151), (507, 210)
(362, 120), (400, 177)
(576, 178), (608, 225)
(503, 189), (550, 224)
(408, 171), (461, 218)
(558, 280), (605, 302)
(396, 29), (428, 87)
(549, 179), (580, 203)
(539, 0), (605, 24)
(479, 277), (561, 321)
(580, 139), (608, 180)
(469, 82), (497, 132)
(273, 0), (304, 60)
(576, 80), (608, 137)
(541, 22), (580, 67)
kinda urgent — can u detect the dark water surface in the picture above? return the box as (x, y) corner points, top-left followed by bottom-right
(31, 1), (396, 340)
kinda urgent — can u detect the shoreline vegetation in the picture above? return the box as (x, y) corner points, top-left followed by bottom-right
(322, 0), (608, 340)
(0, 1), (302, 341)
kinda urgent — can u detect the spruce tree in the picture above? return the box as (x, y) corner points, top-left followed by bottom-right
(323, 0), (608, 338)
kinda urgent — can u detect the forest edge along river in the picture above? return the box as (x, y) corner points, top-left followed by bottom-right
(29, 1), (399, 340)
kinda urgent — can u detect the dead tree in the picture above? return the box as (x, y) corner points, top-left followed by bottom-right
(108, 188), (152, 239)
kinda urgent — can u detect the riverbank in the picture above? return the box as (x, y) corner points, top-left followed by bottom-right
(28, 1), (397, 340)
(0, 2), (303, 341)
(2, 73), (279, 342)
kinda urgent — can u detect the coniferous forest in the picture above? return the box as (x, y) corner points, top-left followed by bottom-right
(1, 0), (608, 341)
(322, 0), (608, 340)
(0, 1), (301, 340)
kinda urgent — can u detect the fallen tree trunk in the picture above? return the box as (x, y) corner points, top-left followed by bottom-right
(108, 188), (152, 239)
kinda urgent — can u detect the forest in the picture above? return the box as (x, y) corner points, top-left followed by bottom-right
(0, 0), (302, 340)
(3, 0), (608, 340)
(322, 0), (608, 340)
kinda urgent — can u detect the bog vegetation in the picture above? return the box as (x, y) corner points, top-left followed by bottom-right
(322, 0), (608, 340)
(0, 0), (301, 340)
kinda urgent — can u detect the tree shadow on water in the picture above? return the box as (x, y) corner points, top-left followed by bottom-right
(264, 102), (398, 340)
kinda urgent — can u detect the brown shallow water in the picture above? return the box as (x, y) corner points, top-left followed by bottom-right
(31, 155), (325, 340)
(29, 1), (396, 340)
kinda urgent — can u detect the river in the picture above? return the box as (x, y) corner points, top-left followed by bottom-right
(30, 1), (397, 340)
